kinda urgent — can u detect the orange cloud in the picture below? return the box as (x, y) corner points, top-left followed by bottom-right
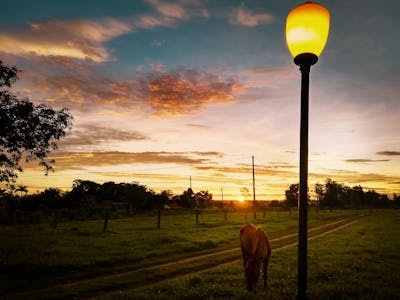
(0, 19), (132, 62)
(145, 68), (239, 116)
(23, 64), (240, 116)
(22, 151), (224, 172)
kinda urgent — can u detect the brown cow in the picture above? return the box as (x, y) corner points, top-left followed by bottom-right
(240, 224), (272, 292)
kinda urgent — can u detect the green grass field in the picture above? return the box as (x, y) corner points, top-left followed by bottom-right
(1, 208), (398, 299)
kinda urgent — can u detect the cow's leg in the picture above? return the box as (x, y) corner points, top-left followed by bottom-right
(263, 256), (270, 288)
(241, 247), (247, 288)
(242, 253), (246, 269)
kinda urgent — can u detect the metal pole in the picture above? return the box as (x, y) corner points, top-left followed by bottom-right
(297, 63), (310, 300)
(252, 155), (256, 219)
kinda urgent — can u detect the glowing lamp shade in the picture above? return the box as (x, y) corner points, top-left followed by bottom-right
(286, 2), (330, 58)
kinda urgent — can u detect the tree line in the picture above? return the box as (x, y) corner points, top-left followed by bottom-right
(0, 180), (213, 218)
(285, 178), (400, 208)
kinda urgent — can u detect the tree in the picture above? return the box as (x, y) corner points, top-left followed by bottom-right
(40, 188), (63, 209)
(178, 188), (195, 208)
(0, 61), (73, 185)
(194, 190), (213, 208)
(347, 185), (364, 207)
(285, 183), (299, 207)
(320, 179), (345, 208)
(15, 184), (28, 198)
(394, 193), (400, 207)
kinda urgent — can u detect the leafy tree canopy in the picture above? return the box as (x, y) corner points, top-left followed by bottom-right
(0, 61), (72, 185)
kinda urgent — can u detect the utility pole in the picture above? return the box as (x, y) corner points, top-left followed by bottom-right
(189, 176), (192, 189)
(252, 155), (256, 219)
(221, 186), (224, 206)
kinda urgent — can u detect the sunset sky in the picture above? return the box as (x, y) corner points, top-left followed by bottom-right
(1, 0), (400, 200)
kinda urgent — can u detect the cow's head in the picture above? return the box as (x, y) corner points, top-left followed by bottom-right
(244, 257), (260, 292)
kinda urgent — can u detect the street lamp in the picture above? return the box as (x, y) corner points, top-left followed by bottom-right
(286, 2), (330, 299)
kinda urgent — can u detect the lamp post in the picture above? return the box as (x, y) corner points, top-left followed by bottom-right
(286, 2), (330, 299)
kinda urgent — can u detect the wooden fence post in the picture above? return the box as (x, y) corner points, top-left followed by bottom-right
(157, 209), (161, 229)
(103, 200), (112, 232)
(103, 208), (109, 232)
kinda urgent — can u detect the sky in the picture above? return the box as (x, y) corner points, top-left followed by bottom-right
(1, 0), (400, 200)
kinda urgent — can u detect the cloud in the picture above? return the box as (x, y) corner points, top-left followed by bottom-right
(344, 159), (390, 163)
(229, 6), (274, 27)
(147, 0), (186, 19)
(134, 15), (175, 29)
(0, 19), (132, 62)
(144, 68), (240, 116)
(195, 165), (298, 179)
(0, 1), (209, 62)
(22, 151), (224, 172)
(59, 124), (149, 148)
(191, 151), (224, 158)
(25, 65), (241, 116)
(186, 123), (211, 129)
(376, 151), (400, 156)
(309, 168), (400, 188)
(135, 0), (209, 29)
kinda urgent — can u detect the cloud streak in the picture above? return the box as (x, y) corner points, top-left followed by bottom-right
(229, 6), (274, 27)
(22, 151), (225, 172)
(0, 19), (132, 62)
(59, 124), (149, 148)
(344, 159), (390, 163)
(376, 151), (400, 156)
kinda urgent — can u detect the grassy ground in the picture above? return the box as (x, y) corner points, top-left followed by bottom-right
(95, 209), (400, 300)
(0, 208), (357, 297)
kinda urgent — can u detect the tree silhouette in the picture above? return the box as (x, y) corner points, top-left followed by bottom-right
(194, 190), (212, 208)
(178, 188), (196, 208)
(15, 184), (28, 198)
(0, 61), (72, 185)
(285, 183), (299, 207)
